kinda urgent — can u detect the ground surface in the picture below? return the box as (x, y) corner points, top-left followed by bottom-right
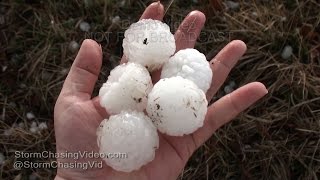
(0, 0), (319, 179)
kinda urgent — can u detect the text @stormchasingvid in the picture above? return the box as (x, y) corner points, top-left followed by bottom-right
(13, 160), (103, 170)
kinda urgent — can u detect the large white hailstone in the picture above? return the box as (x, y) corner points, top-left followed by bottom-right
(99, 62), (153, 114)
(122, 19), (176, 71)
(146, 76), (208, 136)
(161, 48), (213, 92)
(97, 111), (159, 172)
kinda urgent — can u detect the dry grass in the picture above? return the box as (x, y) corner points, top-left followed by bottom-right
(0, 0), (319, 179)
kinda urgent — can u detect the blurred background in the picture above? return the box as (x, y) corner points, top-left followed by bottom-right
(0, 0), (319, 179)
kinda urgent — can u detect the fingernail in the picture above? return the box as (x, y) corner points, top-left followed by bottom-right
(187, 10), (199, 17)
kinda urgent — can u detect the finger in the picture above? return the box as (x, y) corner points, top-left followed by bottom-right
(174, 10), (206, 51)
(206, 40), (247, 100)
(60, 39), (102, 101)
(192, 82), (268, 148)
(120, 2), (164, 64)
(140, 1), (164, 20)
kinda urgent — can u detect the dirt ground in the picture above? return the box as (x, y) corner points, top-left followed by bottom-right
(0, 0), (319, 179)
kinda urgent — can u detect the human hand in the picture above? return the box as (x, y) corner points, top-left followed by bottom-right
(54, 2), (268, 180)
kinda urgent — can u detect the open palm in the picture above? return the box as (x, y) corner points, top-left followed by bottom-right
(54, 2), (267, 180)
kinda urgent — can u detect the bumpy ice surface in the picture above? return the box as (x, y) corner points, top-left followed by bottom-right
(99, 63), (153, 114)
(161, 48), (213, 92)
(146, 76), (208, 136)
(122, 19), (176, 71)
(97, 111), (159, 172)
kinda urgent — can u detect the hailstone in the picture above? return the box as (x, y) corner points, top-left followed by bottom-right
(99, 63), (153, 114)
(146, 76), (208, 136)
(161, 48), (212, 92)
(122, 19), (176, 71)
(97, 111), (159, 172)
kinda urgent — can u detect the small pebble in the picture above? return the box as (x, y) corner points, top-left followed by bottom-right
(68, 41), (80, 53)
(281, 45), (293, 59)
(26, 112), (35, 120)
(225, 1), (240, 10)
(38, 122), (48, 130)
(79, 21), (91, 32)
(0, 152), (5, 165)
(224, 85), (234, 94)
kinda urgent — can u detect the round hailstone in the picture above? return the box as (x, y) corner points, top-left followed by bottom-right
(97, 111), (159, 172)
(281, 45), (293, 59)
(122, 19), (176, 71)
(2, 65), (7, 72)
(111, 16), (121, 24)
(29, 126), (39, 134)
(161, 48), (212, 92)
(30, 121), (37, 128)
(68, 40), (80, 53)
(146, 76), (208, 136)
(38, 122), (48, 130)
(79, 21), (91, 32)
(18, 122), (24, 129)
(26, 112), (35, 120)
(224, 85), (234, 94)
(99, 62), (153, 114)
(228, 81), (236, 88)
